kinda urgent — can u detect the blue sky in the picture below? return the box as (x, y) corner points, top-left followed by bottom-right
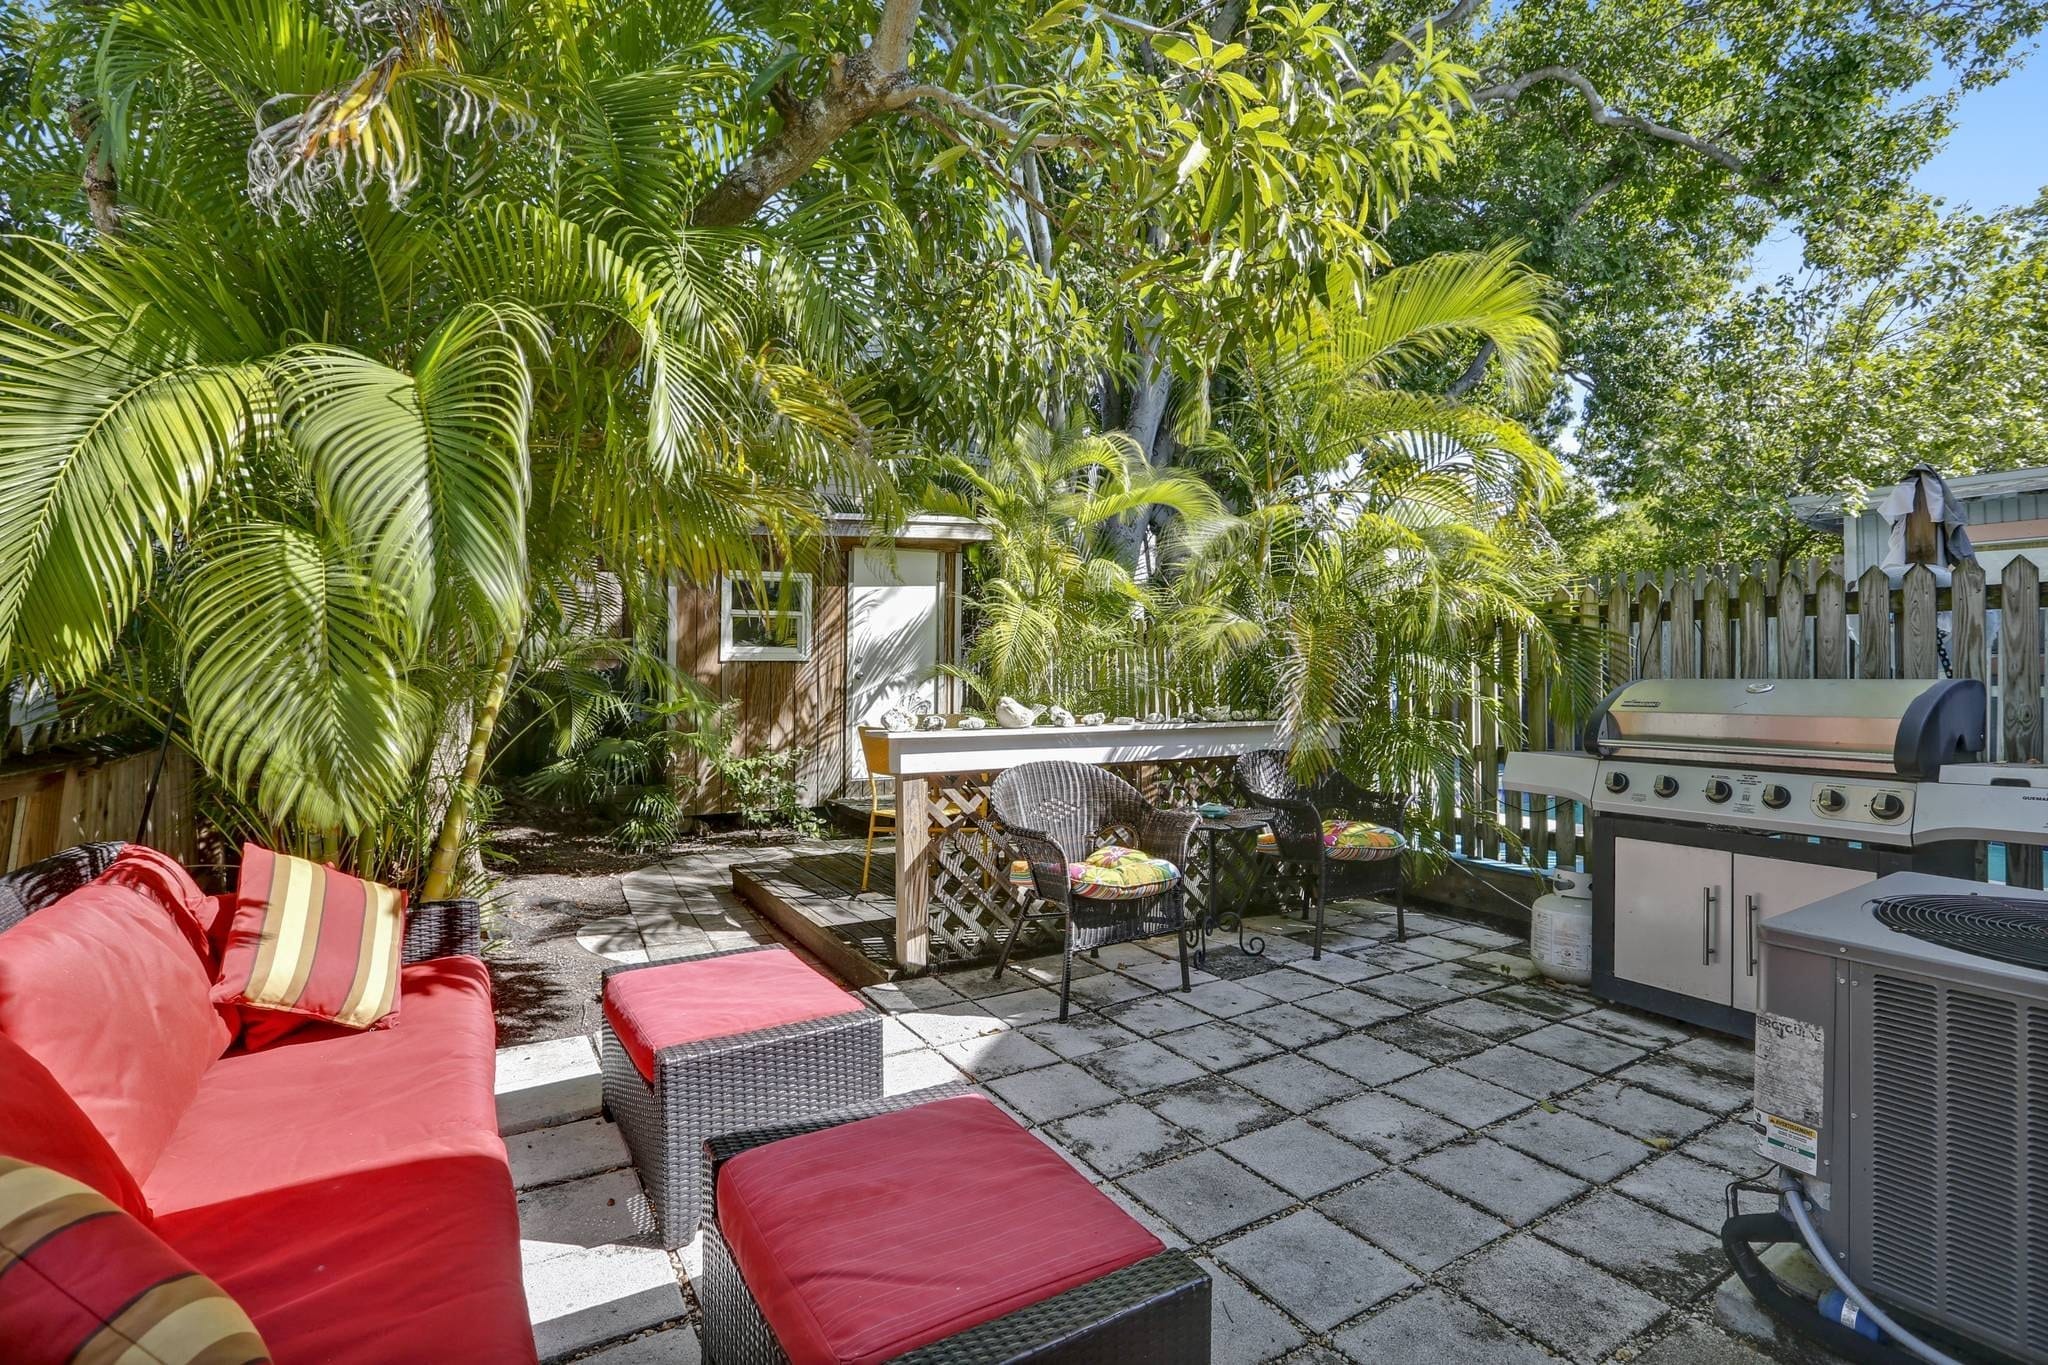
(1747, 50), (2048, 280)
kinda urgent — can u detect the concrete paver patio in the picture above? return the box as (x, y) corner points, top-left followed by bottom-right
(498, 843), (1825, 1364)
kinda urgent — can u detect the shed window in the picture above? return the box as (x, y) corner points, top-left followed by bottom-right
(720, 572), (812, 661)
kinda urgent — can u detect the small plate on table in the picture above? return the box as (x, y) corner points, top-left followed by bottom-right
(1195, 802), (1233, 820)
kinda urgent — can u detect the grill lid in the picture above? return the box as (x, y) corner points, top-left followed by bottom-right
(1583, 678), (1985, 776)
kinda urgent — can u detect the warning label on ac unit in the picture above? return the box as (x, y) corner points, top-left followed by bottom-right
(1757, 1113), (1820, 1175)
(1753, 1012), (1826, 1174)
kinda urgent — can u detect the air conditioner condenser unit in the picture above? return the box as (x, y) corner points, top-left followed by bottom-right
(1754, 870), (2048, 1364)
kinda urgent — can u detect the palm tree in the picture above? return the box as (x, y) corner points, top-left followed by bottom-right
(1169, 245), (1597, 826)
(0, 0), (885, 888)
(921, 425), (1224, 710)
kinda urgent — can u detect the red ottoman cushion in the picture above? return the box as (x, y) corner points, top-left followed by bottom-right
(603, 948), (858, 1083)
(717, 1095), (1164, 1365)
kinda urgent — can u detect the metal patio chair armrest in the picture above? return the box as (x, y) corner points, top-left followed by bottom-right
(1138, 807), (1200, 868)
(403, 898), (482, 962)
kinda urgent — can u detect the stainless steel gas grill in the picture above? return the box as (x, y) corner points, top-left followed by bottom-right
(1506, 678), (1991, 1035)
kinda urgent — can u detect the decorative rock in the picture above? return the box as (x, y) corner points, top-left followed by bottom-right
(1201, 705), (1232, 722)
(1080, 712), (1108, 726)
(1112, 716), (1138, 726)
(1144, 711), (1165, 724)
(880, 707), (914, 731)
(919, 713), (947, 730)
(1048, 705), (1077, 727)
(994, 696), (1046, 728)
(1231, 709), (1254, 720)
(958, 716), (987, 729)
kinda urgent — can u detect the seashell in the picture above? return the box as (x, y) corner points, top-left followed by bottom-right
(880, 707), (914, 732)
(1143, 711), (1165, 724)
(1079, 712), (1107, 726)
(1112, 716), (1137, 726)
(958, 716), (987, 729)
(920, 714), (947, 730)
(994, 696), (1046, 729)
(1047, 705), (1077, 727)
(1231, 709), (1253, 721)
(1200, 705), (1232, 722)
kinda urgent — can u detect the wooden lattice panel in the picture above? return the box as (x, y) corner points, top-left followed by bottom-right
(916, 772), (1042, 965)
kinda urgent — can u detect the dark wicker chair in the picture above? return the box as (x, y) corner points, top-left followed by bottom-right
(0, 840), (483, 961)
(699, 1084), (1213, 1364)
(988, 760), (1200, 1020)
(1234, 750), (1408, 956)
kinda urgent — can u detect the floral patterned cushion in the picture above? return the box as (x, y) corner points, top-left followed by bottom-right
(1009, 845), (1182, 900)
(1258, 819), (1402, 861)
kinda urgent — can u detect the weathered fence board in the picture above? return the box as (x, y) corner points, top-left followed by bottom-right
(0, 747), (197, 876)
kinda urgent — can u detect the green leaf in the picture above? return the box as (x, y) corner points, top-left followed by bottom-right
(0, 251), (263, 684)
(925, 144), (972, 176)
(272, 303), (535, 638)
(178, 521), (431, 832)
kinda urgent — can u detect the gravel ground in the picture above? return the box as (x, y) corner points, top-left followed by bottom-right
(483, 801), (806, 1046)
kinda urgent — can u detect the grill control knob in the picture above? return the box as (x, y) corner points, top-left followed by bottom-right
(1815, 787), (1847, 814)
(1605, 771), (1630, 794)
(1762, 784), (1791, 810)
(1870, 792), (1906, 821)
(1653, 775), (1679, 799)
(1704, 778), (1733, 804)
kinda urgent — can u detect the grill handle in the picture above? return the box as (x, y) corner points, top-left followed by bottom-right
(1745, 893), (1759, 977)
(1702, 886), (1720, 965)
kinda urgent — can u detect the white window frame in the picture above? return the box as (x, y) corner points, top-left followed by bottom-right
(720, 571), (813, 662)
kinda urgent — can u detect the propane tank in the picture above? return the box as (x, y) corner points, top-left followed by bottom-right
(1530, 869), (1593, 986)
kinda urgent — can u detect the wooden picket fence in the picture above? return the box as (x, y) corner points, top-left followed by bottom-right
(1490, 556), (2046, 887)
(0, 745), (199, 875)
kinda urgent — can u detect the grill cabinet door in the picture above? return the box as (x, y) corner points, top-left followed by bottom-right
(1729, 856), (1875, 1013)
(1611, 838), (1733, 1006)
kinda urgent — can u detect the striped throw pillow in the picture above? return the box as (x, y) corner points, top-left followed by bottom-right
(212, 845), (407, 1034)
(0, 1155), (270, 1363)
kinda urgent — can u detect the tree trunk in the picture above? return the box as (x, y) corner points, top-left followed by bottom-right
(421, 636), (518, 901)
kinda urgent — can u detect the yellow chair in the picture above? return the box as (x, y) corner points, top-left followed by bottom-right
(858, 726), (895, 893)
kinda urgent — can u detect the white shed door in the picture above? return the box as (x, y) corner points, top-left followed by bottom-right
(846, 548), (942, 780)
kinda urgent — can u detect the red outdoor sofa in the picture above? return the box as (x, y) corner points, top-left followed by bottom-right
(0, 842), (536, 1364)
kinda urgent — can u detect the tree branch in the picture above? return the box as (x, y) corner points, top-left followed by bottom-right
(870, 0), (923, 70)
(1447, 340), (1496, 398)
(66, 98), (119, 237)
(1473, 66), (1746, 170)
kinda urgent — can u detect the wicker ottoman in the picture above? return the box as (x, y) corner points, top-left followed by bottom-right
(598, 945), (881, 1248)
(699, 1084), (1212, 1364)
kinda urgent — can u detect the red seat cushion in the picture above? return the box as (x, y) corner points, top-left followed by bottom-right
(143, 957), (502, 1214)
(0, 1032), (151, 1224)
(717, 1095), (1163, 1365)
(0, 878), (231, 1183)
(153, 1152), (533, 1365)
(603, 947), (859, 1083)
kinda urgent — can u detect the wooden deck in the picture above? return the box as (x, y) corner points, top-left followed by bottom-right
(732, 846), (904, 986)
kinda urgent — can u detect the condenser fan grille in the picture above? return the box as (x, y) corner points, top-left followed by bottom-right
(1871, 894), (2048, 972)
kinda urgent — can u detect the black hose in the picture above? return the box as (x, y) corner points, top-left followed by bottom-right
(1719, 1211), (1919, 1365)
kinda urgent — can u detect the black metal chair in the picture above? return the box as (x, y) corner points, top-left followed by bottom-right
(988, 760), (1199, 1020)
(1234, 749), (1408, 958)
